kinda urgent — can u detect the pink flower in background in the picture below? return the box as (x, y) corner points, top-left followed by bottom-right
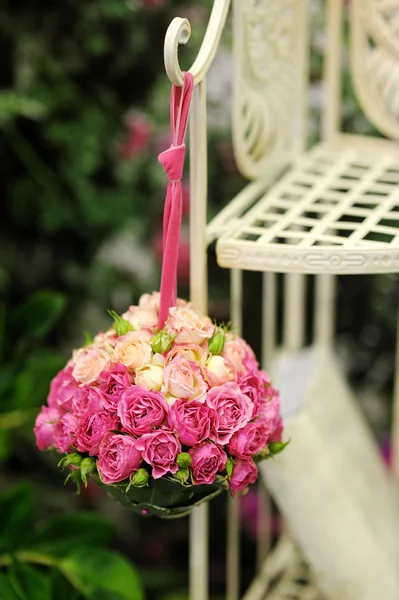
(182, 178), (190, 217)
(168, 399), (212, 445)
(163, 358), (208, 404)
(99, 363), (132, 410)
(189, 443), (227, 485)
(141, 0), (167, 9)
(98, 433), (142, 484)
(229, 459), (258, 495)
(206, 382), (252, 444)
(118, 111), (151, 159)
(135, 430), (181, 479)
(118, 386), (169, 435)
(34, 406), (61, 450)
(48, 367), (79, 411)
(75, 410), (119, 456)
(227, 421), (268, 459)
(53, 412), (78, 453)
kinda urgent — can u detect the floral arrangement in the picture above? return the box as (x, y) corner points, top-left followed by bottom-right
(34, 292), (286, 518)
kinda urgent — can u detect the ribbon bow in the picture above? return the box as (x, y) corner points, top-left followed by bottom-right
(158, 72), (194, 330)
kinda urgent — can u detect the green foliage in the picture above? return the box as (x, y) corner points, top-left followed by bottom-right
(0, 485), (143, 600)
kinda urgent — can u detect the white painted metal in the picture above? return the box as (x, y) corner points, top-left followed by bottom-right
(226, 268), (242, 600)
(189, 80), (210, 600)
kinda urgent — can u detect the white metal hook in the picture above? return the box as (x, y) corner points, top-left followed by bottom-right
(164, 0), (231, 86)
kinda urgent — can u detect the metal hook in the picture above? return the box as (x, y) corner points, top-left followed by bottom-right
(164, 0), (231, 86)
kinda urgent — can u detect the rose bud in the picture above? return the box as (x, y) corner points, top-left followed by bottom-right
(176, 452), (192, 469)
(151, 330), (173, 354)
(80, 457), (97, 487)
(130, 468), (149, 488)
(208, 329), (226, 355)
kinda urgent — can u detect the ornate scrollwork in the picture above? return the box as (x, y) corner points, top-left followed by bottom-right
(351, 0), (399, 139)
(232, 0), (305, 180)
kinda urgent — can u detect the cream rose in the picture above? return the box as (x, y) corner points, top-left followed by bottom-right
(113, 331), (152, 373)
(167, 306), (214, 346)
(139, 292), (188, 310)
(93, 329), (118, 349)
(135, 363), (164, 391)
(121, 306), (158, 330)
(163, 358), (208, 404)
(72, 347), (111, 385)
(205, 355), (236, 386)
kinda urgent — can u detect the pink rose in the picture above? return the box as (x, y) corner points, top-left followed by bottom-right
(238, 370), (264, 418)
(75, 410), (119, 456)
(168, 400), (213, 446)
(189, 443), (227, 485)
(118, 111), (151, 159)
(269, 415), (283, 443)
(48, 367), (79, 411)
(163, 358), (207, 403)
(138, 292), (187, 311)
(206, 382), (252, 444)
(135, 430), (181, 479)
(53, 413), (78, 453)
(167, 306), (214, 346)
(72, 347), (111, 385)
(34, 406), (61, 450)
(99, 364), (132, 410)
(118, 386), (169, 435)
(229, 459), (258, 495)
(71, 385), (103, 416)
(165, 343), (205, 365)
(97, 433), (142, 484)
(222, 336), (258, 374)
(258, 388), (282, 438)
(227, 422), (268, 459)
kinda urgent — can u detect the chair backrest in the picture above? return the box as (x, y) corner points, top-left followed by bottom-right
(232, 0), (399, 181)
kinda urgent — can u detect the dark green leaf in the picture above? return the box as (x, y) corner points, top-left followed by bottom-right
(50, 569), (80, 600)
(13, 291), (66, 340)
(23, 513), (114, 557)
(61, 547), (143, 600)
(0, 574), (21, 600)
(8, 561), (51, 600)
(0, 484), (34, 553)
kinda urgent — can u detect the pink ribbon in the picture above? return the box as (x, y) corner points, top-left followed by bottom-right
(157, 72), (194, 330)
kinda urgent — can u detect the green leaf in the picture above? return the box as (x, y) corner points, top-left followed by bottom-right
(0, 574), (21, 600)
(0, 484), (34, 553)
(50, 569), (79, 600)
(268, 440), (290, 455)
(8, 561), (51, 600)
(225, 457), (234, 479)
(23, 513), (113, 557)
(13, 291), (66, 340)
(107, 310), (133, 336)
(13, 351), (65, 410)
(61, 547), (143, 600)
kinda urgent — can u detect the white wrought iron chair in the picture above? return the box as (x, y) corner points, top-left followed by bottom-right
(163, 1), (399, 598)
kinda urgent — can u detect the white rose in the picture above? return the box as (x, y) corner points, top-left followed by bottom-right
(135, 364), (164, 391)
(113, 331), (152, 373)
(121, 306), (158, 330)
(72, 347), (111, 384)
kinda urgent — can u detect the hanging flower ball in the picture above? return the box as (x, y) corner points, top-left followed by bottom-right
(34, 292), (287, 518)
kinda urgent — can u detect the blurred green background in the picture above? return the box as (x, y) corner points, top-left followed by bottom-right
(0, 0), (397, 598)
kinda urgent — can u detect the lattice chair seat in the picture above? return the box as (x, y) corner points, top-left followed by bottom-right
(214, 134), (399, 274)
